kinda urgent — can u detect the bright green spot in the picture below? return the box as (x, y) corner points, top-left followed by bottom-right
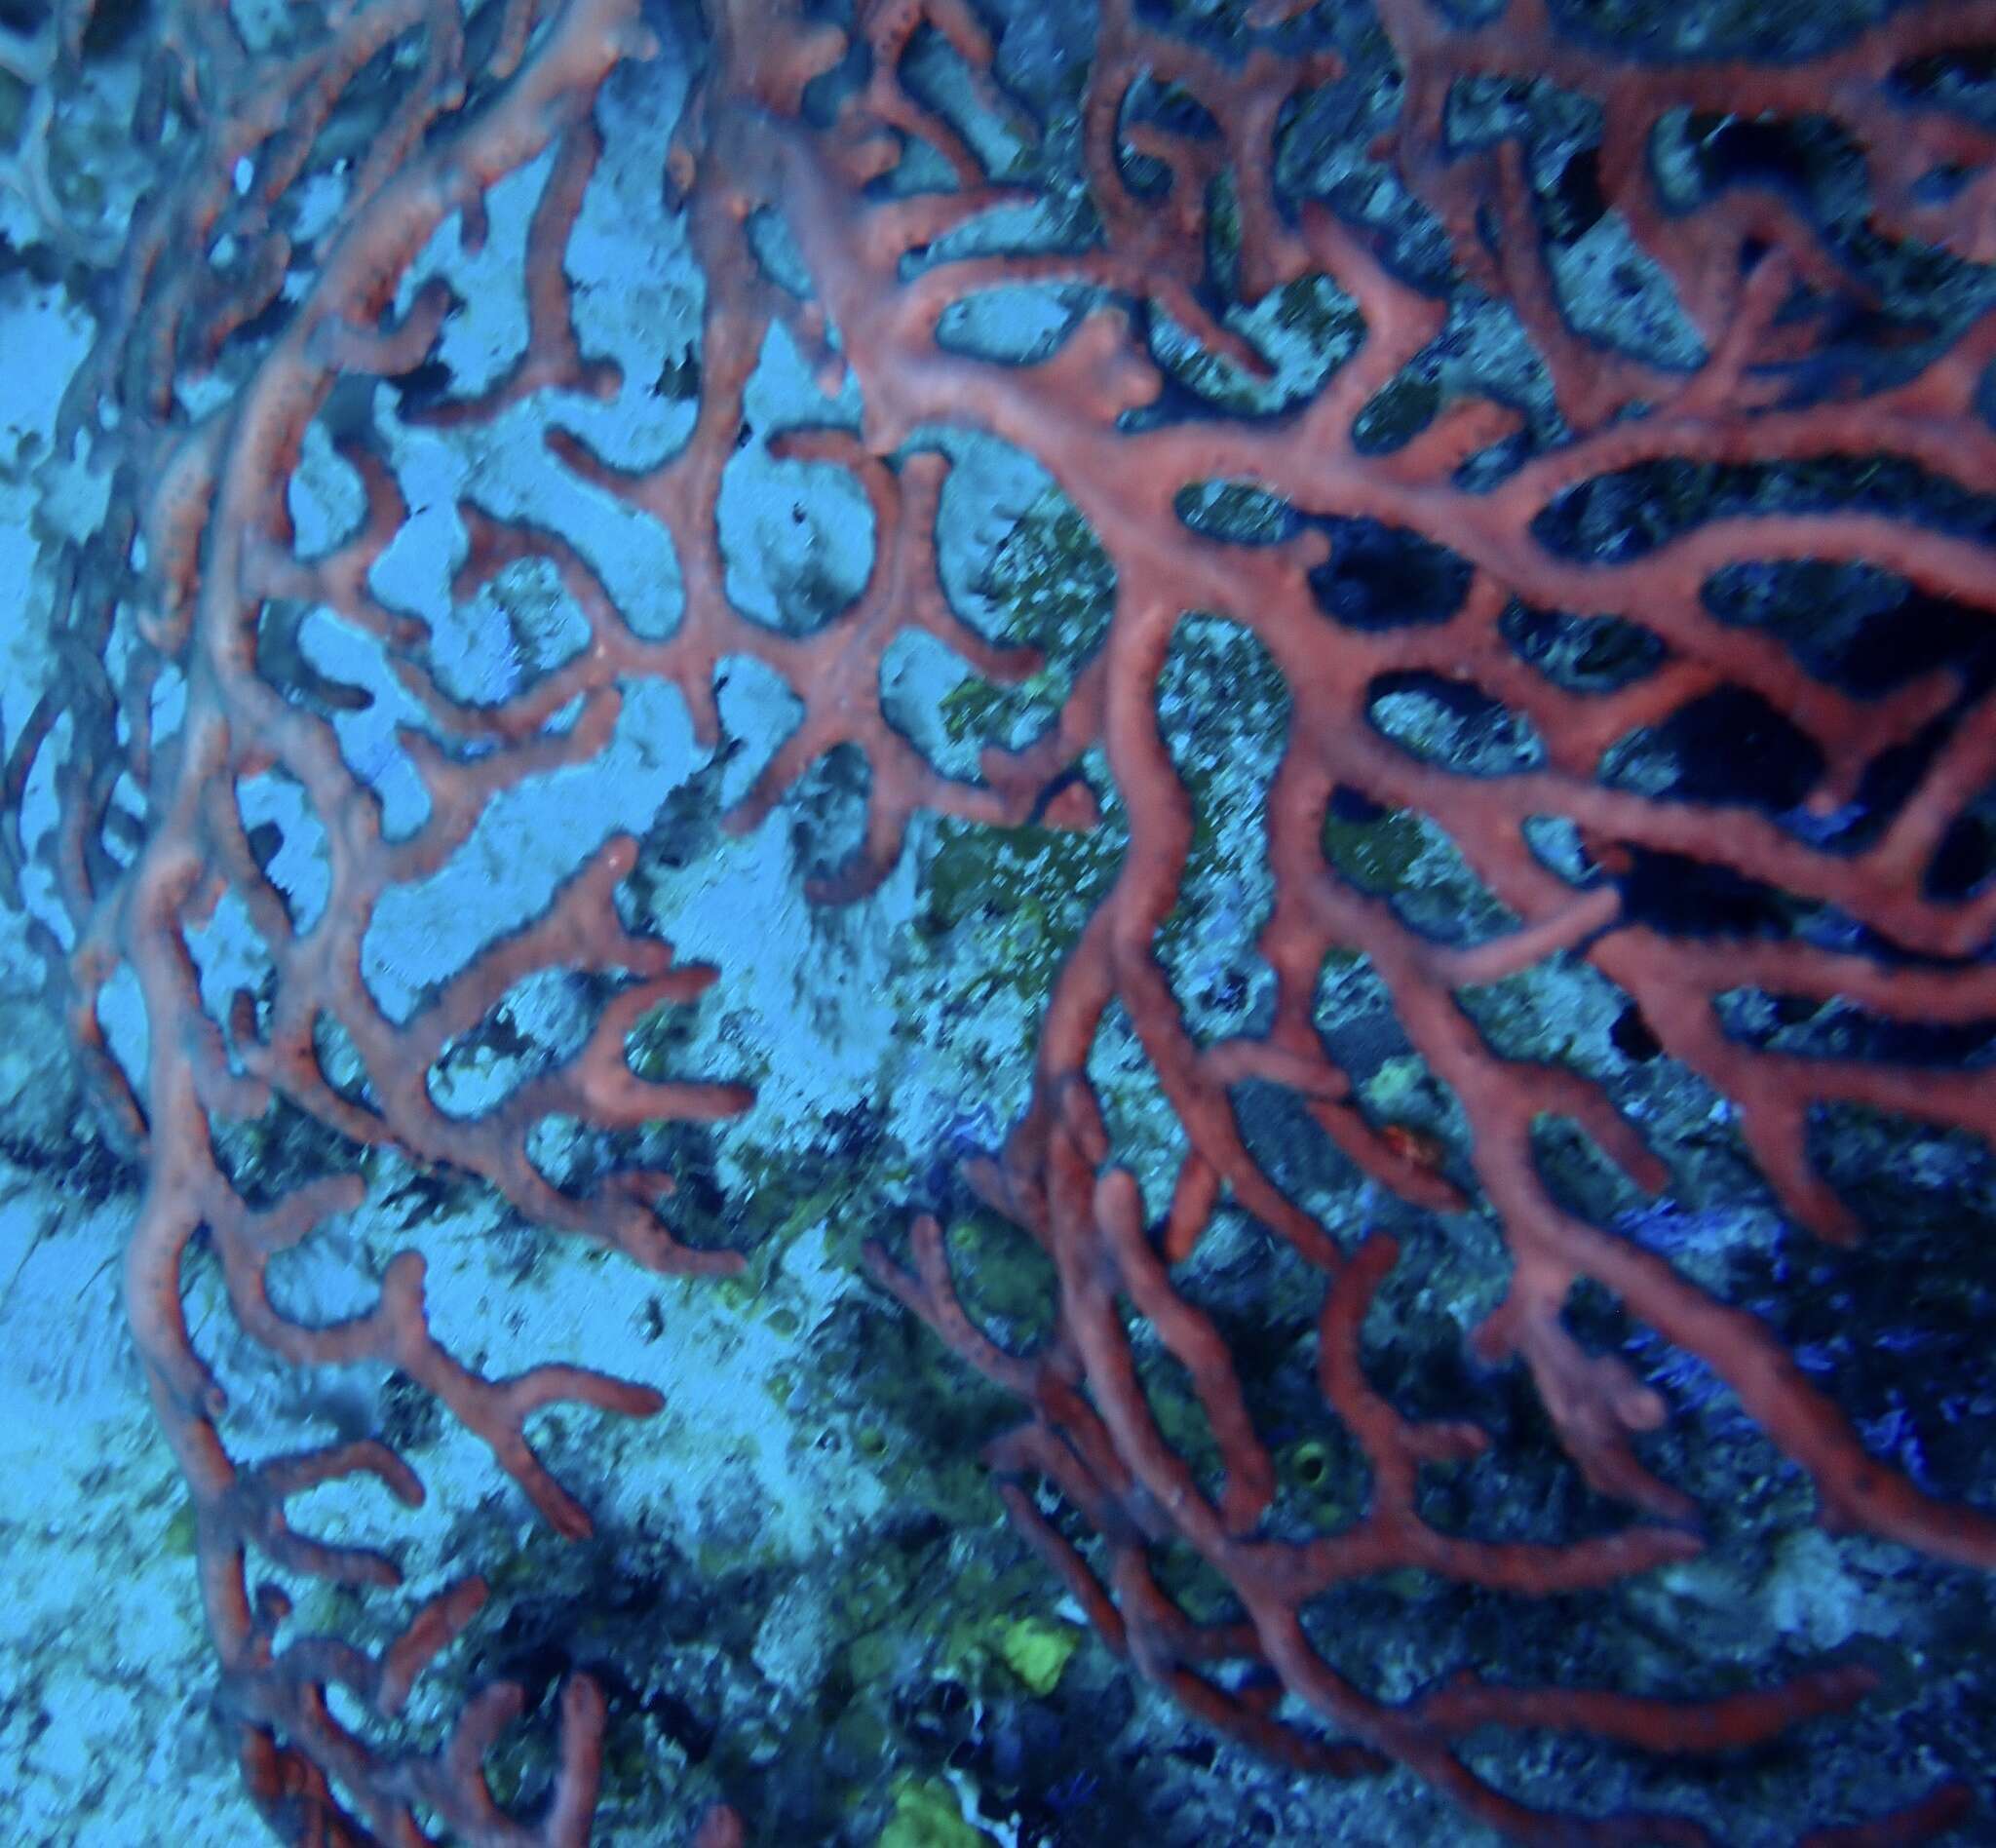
(876, 1777), (991, 1848)
(997, 1615), (1083, 1696)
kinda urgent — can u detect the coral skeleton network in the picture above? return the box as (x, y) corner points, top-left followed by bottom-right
(0, 0), (1993, 1842)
